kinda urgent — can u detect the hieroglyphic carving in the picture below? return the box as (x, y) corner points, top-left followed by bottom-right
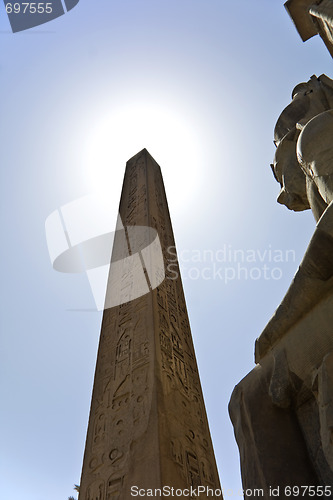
(111, 376), (130, 411)
(171, 438), (184, 467)
(133, 340), (149, 363)
(191, 392), (205, 429)
(106, 474), (124, 500)
(149, 158), (219, 489)
(186, 451), (201, 488)
(92, 413), (106, 449)
(86, 480), (105, 500)
(201, 457), (215, 485)
(115, 333), (131, 379)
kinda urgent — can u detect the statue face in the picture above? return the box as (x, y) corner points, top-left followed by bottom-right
(271, 76), (333, 214)
(271, 135), (310, 212)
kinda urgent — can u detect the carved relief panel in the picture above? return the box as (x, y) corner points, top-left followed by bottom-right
(86, 480), (105, 500)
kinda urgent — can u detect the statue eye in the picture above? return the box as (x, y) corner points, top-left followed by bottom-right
(304, 89), (313, 95)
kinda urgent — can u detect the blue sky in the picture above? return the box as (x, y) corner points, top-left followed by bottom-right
(1, 1), (332, 499)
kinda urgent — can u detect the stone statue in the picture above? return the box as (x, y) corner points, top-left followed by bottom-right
(256, 74), (333, 360)
(229, 75), (333, 498)
(272, 74), (333, 221)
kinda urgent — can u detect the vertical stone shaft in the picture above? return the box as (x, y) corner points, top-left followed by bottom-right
(79, 149), (221, 499)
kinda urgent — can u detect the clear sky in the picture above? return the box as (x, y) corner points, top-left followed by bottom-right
(1, 1), (332, 499)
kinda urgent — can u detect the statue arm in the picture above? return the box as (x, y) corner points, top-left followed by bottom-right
(255, 200), (333, 363)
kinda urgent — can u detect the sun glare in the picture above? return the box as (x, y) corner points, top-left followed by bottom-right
(82, 102), (202, 216)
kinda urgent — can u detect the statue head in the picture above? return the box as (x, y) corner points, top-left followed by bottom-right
(271, 75), (333, 214)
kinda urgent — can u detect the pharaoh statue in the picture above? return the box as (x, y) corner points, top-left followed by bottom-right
(257, 74), (333, 358)
(229, 75), (333, 498)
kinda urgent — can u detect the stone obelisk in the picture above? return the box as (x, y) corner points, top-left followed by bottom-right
(79, 149), (221, 499)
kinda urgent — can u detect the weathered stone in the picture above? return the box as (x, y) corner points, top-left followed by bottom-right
(317, 352), (333, 471)
(230, 293), (333, 496)
(229, 358), (319, 498)
(284, 0), (319, 41)
(285, 0), (333, 57)
(79, 149), (221, 499)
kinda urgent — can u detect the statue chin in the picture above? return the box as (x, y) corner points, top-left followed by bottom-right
(277, 193), (308, 212)
(287, 202), (307, 212)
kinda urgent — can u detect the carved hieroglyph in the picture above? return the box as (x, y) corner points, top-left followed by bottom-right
(79, 149), (221, 499)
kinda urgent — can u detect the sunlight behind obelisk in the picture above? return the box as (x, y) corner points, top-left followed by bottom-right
(82, 102), (202, 215)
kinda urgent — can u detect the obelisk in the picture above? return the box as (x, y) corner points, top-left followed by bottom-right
(79, 149), (221, 499)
